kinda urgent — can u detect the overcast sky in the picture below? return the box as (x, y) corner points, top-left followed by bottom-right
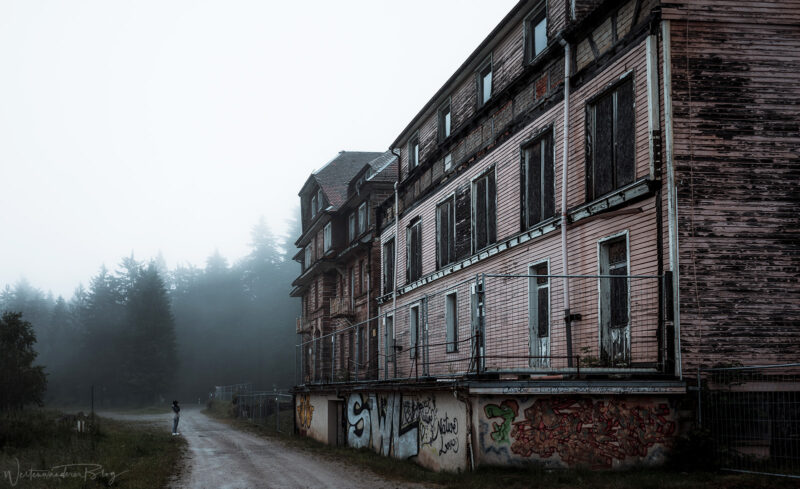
(0, 0), (518, 298)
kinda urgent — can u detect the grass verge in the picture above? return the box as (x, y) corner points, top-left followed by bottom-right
(0, 409), (185, 488)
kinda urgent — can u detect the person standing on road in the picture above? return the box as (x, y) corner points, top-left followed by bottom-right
(172, 400), (181, 435)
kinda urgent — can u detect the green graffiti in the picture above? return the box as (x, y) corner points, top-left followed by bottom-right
(484, 400), (519, 444)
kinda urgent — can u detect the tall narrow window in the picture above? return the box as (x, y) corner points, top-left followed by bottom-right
(445, 292), (458, 353)
(348, 213), (356, 242)
(522, 131), (555, 229)
(587, 78), (635, 201)
(525, 6), (548, 62)
(383, 239), (395, 294)
(439, 100), (451, 141)
(349, 266), (355, 308)
(385, 314), (394, 360)
(323, 222), (332, 252)
(444, 153), (453, 172)
(304, 245), (312, 269)
(317, 189), (324, 212)
(310, 195), (317, 218)
(477, 59), (493, 106)
(472, 169), (497, 252)
(599, 235), (630, 366)
(408, 133), (420, 170)
(436, 197), (455, 268)
(406, 219), (422, 283)
(358, 202), (367, 235)
(360, 259), (367, 295)
(528, 262), (550, 366)
(409, 303), (420, 359)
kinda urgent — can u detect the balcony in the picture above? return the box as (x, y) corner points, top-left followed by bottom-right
(296, 317), (313, 334)
(330, 296), (354, 318)
(297, 273), (673, 386)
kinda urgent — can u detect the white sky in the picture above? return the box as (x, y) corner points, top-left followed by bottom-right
(0, 0), (518, 298)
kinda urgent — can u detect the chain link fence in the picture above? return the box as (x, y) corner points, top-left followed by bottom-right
(214, 383), (253, 401)
(699, 364), (800, 478)
(233, 391), (294, 433)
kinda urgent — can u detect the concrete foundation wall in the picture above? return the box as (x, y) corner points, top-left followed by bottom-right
(296, 389), (680, 472)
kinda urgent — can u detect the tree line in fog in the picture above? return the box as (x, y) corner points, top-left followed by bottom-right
(0, 216), (299, 407)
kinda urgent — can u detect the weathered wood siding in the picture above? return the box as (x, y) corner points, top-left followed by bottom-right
(667, 2), (800, 370)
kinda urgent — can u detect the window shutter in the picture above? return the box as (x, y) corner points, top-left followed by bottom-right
(454, 184), (471, 259)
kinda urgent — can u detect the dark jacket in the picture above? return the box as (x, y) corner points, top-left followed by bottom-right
(172, 404), (180, 414)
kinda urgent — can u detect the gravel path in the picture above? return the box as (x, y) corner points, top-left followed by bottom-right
(104, 407), (430, 489)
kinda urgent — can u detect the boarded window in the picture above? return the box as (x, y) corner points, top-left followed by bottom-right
(522, 131), (555, 229)
(587, 78), (635, 201)
(409, 304), (420, 359)
(445, 292), (458, 353)
(383, 239), (395, 294)
(406, 219), (422, 283)
(454, 184), (471, 259)
(436, 197), (456, 268)
(472, 169), (497, 252)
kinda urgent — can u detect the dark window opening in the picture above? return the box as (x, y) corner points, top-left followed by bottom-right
(383, 239), (395, 294)
(522, 131), (555, 229)
(406, 219), (422, 283)
(472, 169), (496, 252)
(586, 78), (635, 201)
(436, 197), (456, 268)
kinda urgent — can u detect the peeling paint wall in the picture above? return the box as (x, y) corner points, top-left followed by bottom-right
(476, 395), (677, 468)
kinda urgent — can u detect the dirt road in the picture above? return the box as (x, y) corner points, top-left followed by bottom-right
(106, 407), (429, 489)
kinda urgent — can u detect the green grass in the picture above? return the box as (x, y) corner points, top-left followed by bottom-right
(0, 409), (185, 488)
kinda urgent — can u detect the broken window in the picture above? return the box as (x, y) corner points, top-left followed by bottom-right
(358, 202), (367, 235)
(522, 130), (555, 229)
(383, 239), (395, 294)
(436, 196), (456, 268)
(406, 218), (422, 283)
(439, 99), (451, 141)
(599, 235), (630, 366)
(472, 168), (497, 252)
(477, 58), (493, 106)
(408, 133), (420, 170)
(445, 291), (458, 353)
(586, 77), (635, 201)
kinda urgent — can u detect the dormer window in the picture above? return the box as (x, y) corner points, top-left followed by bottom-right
(525, 3), (548, 62)
(358, 202), (367, 235)
(310, 194), (317, 218)
(477, 58), (493, 107)
(408, 133), (420, 170)
(439, 99), (451, 141)
(317, 189), (324, 212)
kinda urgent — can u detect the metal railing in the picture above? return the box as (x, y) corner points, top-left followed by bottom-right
(296, 273), (668, 385)
(699, 364), (800, 478)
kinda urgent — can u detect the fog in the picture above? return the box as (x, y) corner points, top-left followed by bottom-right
(0, 0), (516, 404)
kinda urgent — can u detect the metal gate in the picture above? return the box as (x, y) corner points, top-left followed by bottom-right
(699, 364), (800, 478)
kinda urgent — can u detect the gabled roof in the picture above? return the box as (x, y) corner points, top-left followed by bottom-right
(301, 151), (385, 210)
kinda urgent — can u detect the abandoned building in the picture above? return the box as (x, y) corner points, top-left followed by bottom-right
(292, 0), (800, 472)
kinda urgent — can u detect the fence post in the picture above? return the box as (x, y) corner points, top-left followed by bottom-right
(331, 336), (336, 382)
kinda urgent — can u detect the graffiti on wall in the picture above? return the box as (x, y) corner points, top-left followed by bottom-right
(483, 397), (675, 468)
(345, 393), (460, 459)
(297, 394), (314, 431)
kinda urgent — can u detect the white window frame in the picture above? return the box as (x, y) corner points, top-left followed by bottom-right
(323, 222), (332, 252)
(358, 202), (367, 235)
(527, 258), (550, 367)
(445, 290), (458, 353)
(596, 230), (632, 365)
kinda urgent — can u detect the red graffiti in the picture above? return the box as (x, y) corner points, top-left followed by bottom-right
(508, 398), (675, 468)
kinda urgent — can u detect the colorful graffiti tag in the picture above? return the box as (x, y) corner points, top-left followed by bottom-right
(344, 393), (460, 459)
(296, 394), (314, 431)
(483, 397), (675, 468)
